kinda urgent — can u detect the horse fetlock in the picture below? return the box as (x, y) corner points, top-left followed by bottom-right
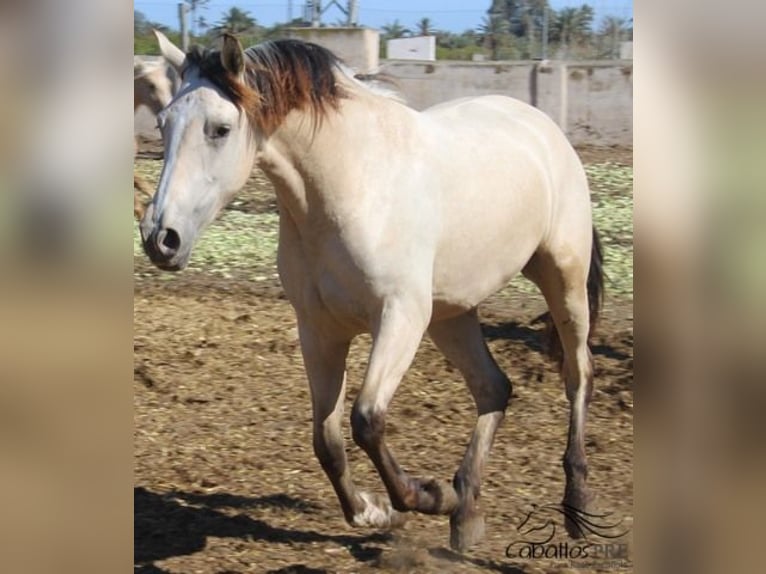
(562, 486), (595, 539)
(416, 477), (459, 515)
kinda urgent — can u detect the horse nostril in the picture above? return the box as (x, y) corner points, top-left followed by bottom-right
(162, 228), (180, 251)
(156, 228), (181, 257)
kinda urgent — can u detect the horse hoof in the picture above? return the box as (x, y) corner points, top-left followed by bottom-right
(449, 506), (485, 552)
(388, 509), (408, 529)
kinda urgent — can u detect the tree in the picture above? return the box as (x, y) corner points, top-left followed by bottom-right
(215, 7), (257, 35)
(135, 10), (149, 36)
(599, 16), (628, 58)
(134, 10), (173, 54)
(415, 17), (434, 36)
(188, 0), (209, 37)
(197, 15), (209, 37)
(381, 20), (411, 39)
(487, 0), (550, 59)
(553, 4), (594, 57)
(478, 13), (511, 60)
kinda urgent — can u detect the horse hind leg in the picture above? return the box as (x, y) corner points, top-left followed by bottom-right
(428, 309), (511, 551)
(522, 229), (603, 539)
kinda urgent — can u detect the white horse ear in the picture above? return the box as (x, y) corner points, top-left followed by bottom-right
(221, 33), (245, 76)
(153, 29), (186, 75)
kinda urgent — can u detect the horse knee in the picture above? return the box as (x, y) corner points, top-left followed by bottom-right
(351, 404), (384, 451)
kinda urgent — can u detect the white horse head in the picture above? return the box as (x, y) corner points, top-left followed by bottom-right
(140, 32), (260, 270)
(140, 31), (347, 270)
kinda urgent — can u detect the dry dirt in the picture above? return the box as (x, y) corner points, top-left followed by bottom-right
(135, 145), (633, 574)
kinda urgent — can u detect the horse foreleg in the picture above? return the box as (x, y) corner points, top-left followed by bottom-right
(134, 175), (154, 220)
(428, 309), (511, 551)
(351, 298), (459, 517)
(298, 317), (405, 529)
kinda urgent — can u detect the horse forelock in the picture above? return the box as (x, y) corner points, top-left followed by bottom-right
(183, 40), (351, 135)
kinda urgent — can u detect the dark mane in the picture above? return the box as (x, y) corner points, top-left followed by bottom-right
(185, 39), (348, 134)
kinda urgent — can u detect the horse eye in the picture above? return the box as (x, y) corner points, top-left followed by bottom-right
(213, 125), (231, 139)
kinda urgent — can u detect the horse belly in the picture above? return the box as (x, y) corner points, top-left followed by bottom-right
(432, 247), (537, 320)
(431, 185), (547, 319)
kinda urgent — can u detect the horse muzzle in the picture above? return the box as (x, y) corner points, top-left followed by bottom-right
(139, 205), (190, 271)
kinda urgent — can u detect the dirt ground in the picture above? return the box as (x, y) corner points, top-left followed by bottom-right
(134, 145), (633, 573)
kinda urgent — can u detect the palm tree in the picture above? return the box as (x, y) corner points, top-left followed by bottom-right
(188, 0), (209, 37)
(381, 20), (411, 39)
(197, 15), (209, 37)
(415, 17), (434, 36)
(215, 7), (257, 35)
(554, 5), (594, 57)
(599, 16), (627, 58)
(478, 14), (511, 60)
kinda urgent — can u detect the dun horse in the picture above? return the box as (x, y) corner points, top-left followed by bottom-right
(141, 31), (604, 551)
(134, 51), (176, 219)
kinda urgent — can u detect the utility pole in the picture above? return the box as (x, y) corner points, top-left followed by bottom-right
(541, 7), (549, 59)
(304, 0), (358, 28)
(311, 1), (321, 28)
(178, 2), (190, 51)
(347, 0), (358, 26)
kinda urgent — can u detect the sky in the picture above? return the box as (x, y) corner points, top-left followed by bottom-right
(134, 1), (633, 35)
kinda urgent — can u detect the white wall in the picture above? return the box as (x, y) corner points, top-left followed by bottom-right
(285, 27), (379, 73)
(381, 60), (633, 146)
(135, 55), (633, 146)
(386, 36), (436, 61)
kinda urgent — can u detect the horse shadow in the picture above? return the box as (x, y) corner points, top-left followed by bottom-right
(428, 547), (525, 573)
(134, 487), (389, 571)
(481, 320), (546, 354)
(481, 318), (632, 362)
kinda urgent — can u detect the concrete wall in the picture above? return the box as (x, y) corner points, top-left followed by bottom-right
(135, 53), (633, 146)
(381, 60), (633, 146)
(285, 27), (379, 73)
(387, 36), (436, 61)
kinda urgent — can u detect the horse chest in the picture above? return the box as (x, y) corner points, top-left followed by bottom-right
(278, 230), (379, 332)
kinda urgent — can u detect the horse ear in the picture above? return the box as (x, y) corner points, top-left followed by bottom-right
(221, 33), (245, 76)
(153, 29), (185, 74)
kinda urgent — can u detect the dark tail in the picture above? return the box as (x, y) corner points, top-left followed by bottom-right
(546, 227), (604, 369)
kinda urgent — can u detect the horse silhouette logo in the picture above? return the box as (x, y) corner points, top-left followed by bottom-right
(506, 502), (631, 559)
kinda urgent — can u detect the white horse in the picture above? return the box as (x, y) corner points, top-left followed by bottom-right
(141, 31), (604, 551)
(134, 48), (176, 219)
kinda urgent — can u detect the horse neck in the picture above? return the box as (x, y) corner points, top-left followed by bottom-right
(258, 109), (354, 226)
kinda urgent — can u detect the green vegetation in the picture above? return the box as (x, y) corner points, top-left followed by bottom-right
(133, 159), (633, 300)
(135, 2), (632, 61)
